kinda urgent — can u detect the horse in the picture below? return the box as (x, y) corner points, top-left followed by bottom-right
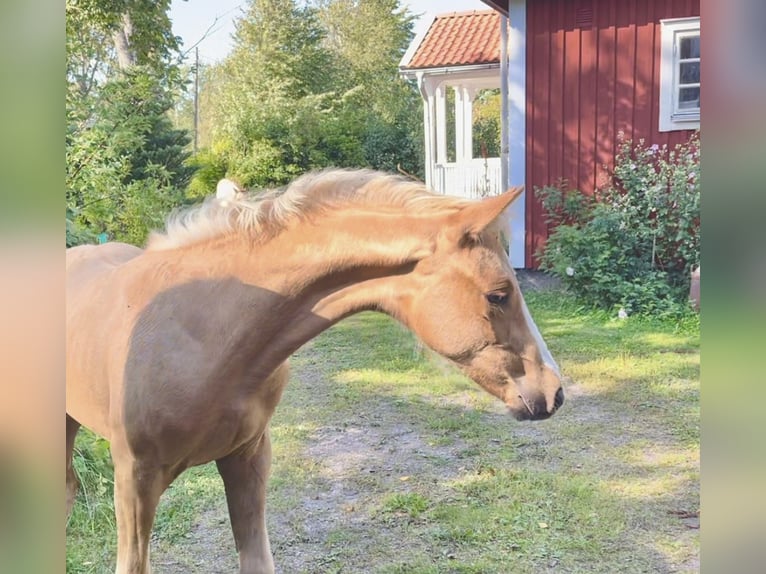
(66, 169), (564, 574)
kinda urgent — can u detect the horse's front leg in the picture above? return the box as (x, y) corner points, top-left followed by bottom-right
(112, 444), (170, 574)
(217, 428), (275, 574)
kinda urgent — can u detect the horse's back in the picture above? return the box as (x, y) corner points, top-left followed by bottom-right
(67, 242), (143, 277)
(66, 242), (143, 321)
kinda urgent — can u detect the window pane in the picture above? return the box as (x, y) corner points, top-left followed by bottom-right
(680, 62), (700, 84)
(678, 87), (700, 110)
(680, 36), (700, 59)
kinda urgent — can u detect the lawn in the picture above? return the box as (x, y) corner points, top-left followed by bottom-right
(66, 290), (700, 573)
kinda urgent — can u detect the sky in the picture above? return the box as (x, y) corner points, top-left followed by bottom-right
(169, 0), (489, 64)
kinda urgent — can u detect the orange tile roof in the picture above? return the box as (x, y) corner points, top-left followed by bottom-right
(403, 10), (500, 70)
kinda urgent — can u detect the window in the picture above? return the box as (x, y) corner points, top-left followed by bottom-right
(659, 17), (700, 132)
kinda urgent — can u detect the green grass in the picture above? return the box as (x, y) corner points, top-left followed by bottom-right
(381, 492), (430, 519)
(65, 433), (225, 572)
(66, 290), (699, 573)
(66, 432), (117, 573)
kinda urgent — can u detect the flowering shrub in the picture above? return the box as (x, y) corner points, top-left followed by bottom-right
(536, 132), (700, 316)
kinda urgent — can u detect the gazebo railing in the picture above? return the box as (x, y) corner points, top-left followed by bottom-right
(431, 158), (502, 199)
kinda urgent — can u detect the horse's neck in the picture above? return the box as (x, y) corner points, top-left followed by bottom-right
(167, 212), (433, 374)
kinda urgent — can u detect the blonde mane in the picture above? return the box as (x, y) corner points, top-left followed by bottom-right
(147, 169), (473, 251)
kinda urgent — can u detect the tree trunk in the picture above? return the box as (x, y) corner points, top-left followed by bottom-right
(112, 12), (136, 70)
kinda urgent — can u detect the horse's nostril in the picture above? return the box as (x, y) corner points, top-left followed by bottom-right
(553, 387), (565, 410)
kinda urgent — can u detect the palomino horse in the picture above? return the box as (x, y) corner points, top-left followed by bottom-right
(66, 169), (564, 574)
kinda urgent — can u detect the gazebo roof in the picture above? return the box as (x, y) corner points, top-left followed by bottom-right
(401, 10), (500, 70)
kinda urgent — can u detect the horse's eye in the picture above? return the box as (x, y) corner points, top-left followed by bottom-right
(486, 292), (508, 306)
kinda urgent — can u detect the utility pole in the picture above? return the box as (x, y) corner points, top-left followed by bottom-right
(193, 46), (199, 153)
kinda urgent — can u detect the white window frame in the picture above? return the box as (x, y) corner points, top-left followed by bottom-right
(659, 17), (700, 132)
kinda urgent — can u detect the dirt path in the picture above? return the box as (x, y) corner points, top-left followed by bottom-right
(153, 358), (481, 573)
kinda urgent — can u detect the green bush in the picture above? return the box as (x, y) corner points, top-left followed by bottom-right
(66, 67), (192, 246)
(536, 133), (700, 316)
(472, 88), (501, 159)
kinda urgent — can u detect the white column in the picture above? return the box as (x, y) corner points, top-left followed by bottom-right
(434, 84), (447, 165)
(463, 87), (475, 161)
(454, 86), (464, 163)
(500, 15), (509, 192)
(418, 73), (435, 189)
(507, 0), (527, 268)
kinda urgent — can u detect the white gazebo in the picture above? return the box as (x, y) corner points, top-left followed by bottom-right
(400, 8), (527, 267)
(410, 73), (501, 199)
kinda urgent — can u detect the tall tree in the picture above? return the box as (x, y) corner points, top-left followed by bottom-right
(316, 0), (422, 173)
(205, 0), (359, 188)
(66, 0), (192, 246)
(318, 0), (414, 94)
(66, 0), (179, 92)
(231, 0), (336, 98)
(192, 0), (423, 191)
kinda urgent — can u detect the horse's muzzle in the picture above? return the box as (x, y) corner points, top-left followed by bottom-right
(510, 386), (564, 421)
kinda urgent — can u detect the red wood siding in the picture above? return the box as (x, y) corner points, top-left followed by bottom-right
(524, 0), (700, 267)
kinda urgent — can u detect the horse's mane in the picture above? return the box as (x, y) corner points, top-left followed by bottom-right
(146, 169), (472, 251)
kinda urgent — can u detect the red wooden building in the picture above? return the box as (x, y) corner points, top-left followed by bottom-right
(402, 0), (700, 267)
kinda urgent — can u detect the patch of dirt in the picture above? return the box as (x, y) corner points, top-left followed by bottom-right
(267, 414), (462, 573)
(153, 504), (237, 573)
(307, 422), (436, 478)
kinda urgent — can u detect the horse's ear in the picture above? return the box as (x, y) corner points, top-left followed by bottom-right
(448, 186), (524, 243)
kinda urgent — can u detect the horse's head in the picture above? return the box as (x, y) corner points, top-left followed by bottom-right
(402, 188), (564, 421)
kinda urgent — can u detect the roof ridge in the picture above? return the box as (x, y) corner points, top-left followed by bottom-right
(434, 9), (496, 19)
